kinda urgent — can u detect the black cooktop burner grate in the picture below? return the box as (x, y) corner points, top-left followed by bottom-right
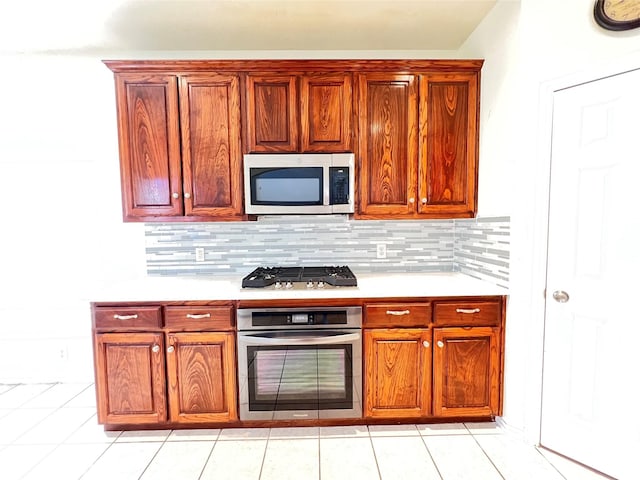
(242, 266), (357, 288)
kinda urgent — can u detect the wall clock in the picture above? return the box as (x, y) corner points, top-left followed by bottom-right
(594, 0), (640, 30)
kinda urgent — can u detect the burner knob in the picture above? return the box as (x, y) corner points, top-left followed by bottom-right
(306, 281), (315, 289)
(317, 281), (325, 289)
(285, 281), (293, 289)
(275, 281), (282, 289)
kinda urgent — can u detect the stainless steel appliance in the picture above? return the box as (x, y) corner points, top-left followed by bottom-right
(241, 266), (358, 290)
(243, 153), (354, 215)
(237, 306), (362, 421)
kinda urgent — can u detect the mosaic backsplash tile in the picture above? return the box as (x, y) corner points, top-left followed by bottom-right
(145, 215), (509, 286)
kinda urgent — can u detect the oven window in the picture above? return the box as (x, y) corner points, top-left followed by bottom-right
(247, 345), (353, 411)
(250, 167), (323, 205)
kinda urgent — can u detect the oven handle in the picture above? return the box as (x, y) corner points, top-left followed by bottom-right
(239, 332), (361, 346)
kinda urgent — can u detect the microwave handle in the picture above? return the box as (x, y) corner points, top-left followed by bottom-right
(240, 332), (360, 346)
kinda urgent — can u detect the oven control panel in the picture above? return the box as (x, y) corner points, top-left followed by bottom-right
(237, 307), (362, 330)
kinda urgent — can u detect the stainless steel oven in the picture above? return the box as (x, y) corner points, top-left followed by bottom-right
(237, 306), (362, 421)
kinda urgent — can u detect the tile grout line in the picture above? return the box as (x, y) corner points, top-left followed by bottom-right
(196, 430), (220, 480)
(418, 434), (445, 480)
(365, 426), (383, 480)
(468, 431), (507, 480)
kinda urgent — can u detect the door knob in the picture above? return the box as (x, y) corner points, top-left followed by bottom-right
(552, 290), (570, 303)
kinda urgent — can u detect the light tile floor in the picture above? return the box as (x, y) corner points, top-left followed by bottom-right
(0, 383), (613, 480)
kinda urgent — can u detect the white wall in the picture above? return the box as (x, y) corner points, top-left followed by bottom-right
(460, 0), (640, 439)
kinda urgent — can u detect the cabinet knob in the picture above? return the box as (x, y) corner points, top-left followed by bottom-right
(423, 341), (430, 348)
(437, 340), (444, 348)
(409, 197), (415, 204)
(151, 344), (160, 353)
(172, 192), (180, 199)
(167, 346), (175, 353)
(552, 290), (570, 303)
(421, 197), (427, 204)
(184, 192), (191, 199)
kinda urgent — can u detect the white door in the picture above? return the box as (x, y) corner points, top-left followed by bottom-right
(541, 68), (640, 480)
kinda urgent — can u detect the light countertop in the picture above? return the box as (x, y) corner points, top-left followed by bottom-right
(93, 272), (508, 303)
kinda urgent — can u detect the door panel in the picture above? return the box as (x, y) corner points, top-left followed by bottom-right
(432, 327), (500, 417)
(541, 68), (640, 480)
(419, 73), (478, 216)
(358, 74), (418, 215)
(116, 74), (182, 219)
(166, 332), (237, 423)
(246, 75), (298, 152)
(94, 332), (166, 425)
(300, 74), (352, 152)
(364, 328), (431, 418)
(180, 75), (243, 217)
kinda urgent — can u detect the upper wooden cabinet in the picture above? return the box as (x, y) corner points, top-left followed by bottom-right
(113, 72), (243, 221)
(105, 60), (481, 222)
(246, 73), (352, 153)
(418, 73), (478, 217)
(115, 74), (182, 219)
(357, 70), (479, 219)
(246, 74), (298, 152)
(358, 73), (419, 216)
(179, 75), (244, 218)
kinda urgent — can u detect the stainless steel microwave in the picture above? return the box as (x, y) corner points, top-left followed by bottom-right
(243, 153), (355, 215)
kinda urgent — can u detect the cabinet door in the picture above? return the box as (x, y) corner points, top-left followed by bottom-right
(246, 75), (298, 152)
(166, 332), (237, 423)
(432, 327), (500, 417)
(115, 74), (182, 219)
(180, 75), (244, 217)
(94, 332), (166, 425)
(300, 74), (352, 152)
(358, 74), (419, 216)
(364, 328), (431, 418)
(418, 72), (478, 217)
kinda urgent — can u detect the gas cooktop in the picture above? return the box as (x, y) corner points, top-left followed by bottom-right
(241, 266), (358, 289)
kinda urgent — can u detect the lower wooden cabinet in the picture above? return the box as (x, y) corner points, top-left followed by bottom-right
(364, 328), (431, 418)
(166, 332), (237, 423)
(94, 332), (167, 425)
(432, 327), (501, 417)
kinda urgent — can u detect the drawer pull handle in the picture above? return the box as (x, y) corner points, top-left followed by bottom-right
(437, 340), (444, 348)
(386, 310), (410, 316)
(186, 313), (211, 319)
(456, 308), (480, 314)
(113, 314), (138, 320)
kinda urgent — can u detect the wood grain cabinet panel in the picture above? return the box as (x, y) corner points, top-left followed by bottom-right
(94, 332), (167, 425)
(364, 303), (431, 328)
(93, 306), (162, 330)
(164, 306), (234, 330)
(246, 75), (298, 152)
(433, 301), (500, 327)
(357, 73), (419, 216)
(115, 74), (182, 219)
(166, 332), (237, 423)
(300, 74), (352, 152)
(113, 72), (243, 221)
(364, 328), (431, 418)
(432, 327), (500, 417)
(179, 75), (243, 217)
(418, 72), (479, 217)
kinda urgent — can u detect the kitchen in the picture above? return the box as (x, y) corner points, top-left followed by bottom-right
(1, 0), (639, 479)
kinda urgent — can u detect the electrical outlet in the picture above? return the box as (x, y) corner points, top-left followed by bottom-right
(376, 243), (387, 259)
(195, 247), (205, 262)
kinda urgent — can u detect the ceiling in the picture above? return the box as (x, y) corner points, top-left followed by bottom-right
(1, 0), (499, 54)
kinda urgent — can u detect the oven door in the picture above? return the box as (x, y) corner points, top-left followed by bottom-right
(237, 330), (362, 420)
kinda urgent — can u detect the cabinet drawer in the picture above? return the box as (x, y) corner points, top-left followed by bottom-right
(364, 303), (431, 328)
(94, 306), (162, 330)
(433, 301), (501, 326)
(164, 306), (234, 330)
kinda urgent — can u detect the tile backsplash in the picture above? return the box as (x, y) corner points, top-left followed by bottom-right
(145, 215), (509, 287)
